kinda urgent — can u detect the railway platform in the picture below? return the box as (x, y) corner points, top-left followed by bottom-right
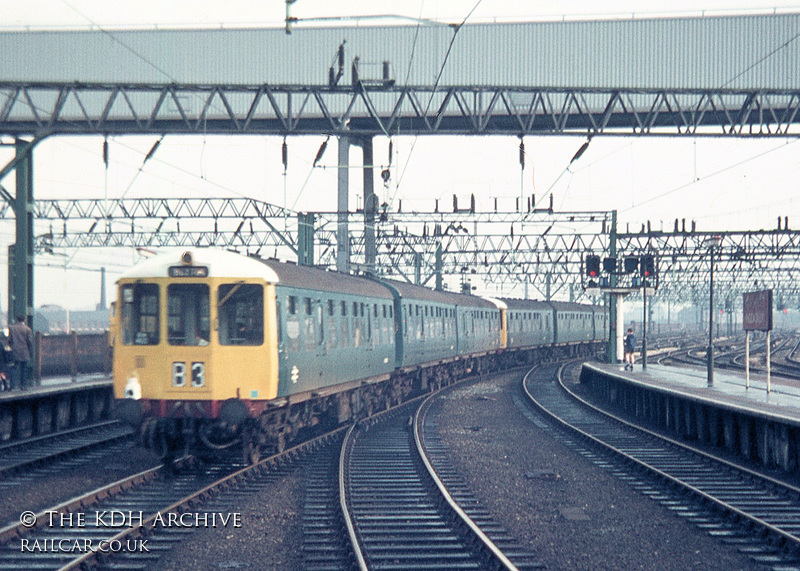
(0, 374), (114, 442)
(580, 362), (800, 477)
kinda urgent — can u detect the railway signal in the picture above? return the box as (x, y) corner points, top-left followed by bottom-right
(624, 256), (639, 274)
(640, 254), (656, 278)
(585, 255), (601, 279)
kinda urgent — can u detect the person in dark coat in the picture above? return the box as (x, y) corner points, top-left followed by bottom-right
(623, 327), (636, 371)
(8, 315), (33, 390)
(0, 332), (10, 390)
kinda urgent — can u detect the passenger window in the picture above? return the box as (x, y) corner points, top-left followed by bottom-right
(168, 283), (210, 346)
(218, 283), (264, 346)
(121, 283), (160, 346)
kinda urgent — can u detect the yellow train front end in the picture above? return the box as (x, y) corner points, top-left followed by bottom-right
(112, 249), (279, 460)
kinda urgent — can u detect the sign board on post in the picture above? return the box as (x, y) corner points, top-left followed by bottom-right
(742, 290), (773, 331)
(742, 289), (773, 393)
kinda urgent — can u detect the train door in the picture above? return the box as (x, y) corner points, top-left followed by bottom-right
(498, 307), (507, 349)
(316, 300), (326, 357)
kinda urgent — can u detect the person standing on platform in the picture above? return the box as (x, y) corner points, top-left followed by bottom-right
(9, 315), (33, 390)
(0, 331), (11, 390)
(623, 327), (636, 371)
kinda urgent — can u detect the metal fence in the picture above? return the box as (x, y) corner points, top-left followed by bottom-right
(34, 331), (111, 379)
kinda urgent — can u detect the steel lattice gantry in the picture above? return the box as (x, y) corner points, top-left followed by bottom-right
(4, 196), (799, 308)
(2, 84), (800, 137)
(615, 228), (800, 308)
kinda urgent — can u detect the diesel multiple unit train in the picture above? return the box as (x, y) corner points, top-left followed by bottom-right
(113, 248), (606, 462)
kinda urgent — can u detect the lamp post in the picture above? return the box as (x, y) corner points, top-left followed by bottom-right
(705, 236), (722, 387)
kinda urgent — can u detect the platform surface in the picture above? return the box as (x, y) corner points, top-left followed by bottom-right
(589, 362), (800, 423)
(0, 373), (112, 401)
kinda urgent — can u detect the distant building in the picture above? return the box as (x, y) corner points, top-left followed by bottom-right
(34, 305), (110, 334)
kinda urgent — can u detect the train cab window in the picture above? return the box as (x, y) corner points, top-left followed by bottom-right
(168, 284), (210, 346)
(218, 283), (264, 346)
(121, 283), (159, 346)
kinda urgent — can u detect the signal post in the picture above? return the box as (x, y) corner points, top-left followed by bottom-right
(584, 253), (658, 367)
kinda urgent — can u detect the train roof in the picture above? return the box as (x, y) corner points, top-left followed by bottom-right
(380, 278), (495, 309)
(119, 248), (280, 282)
(261, 259), (393, 299)
(496, 298), (552, 311)
(548, 301), (602, 312)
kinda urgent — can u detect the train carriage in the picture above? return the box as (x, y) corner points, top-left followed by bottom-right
(497, 298), (554, 349)
(113, 248), (606, 463)
(262, 260), (396, 396)
(384, 280), (501, 367)
(549, 301), (597, 344)
(114, 249), (280, 410)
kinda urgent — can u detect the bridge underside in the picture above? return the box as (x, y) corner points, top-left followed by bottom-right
(1, 84), (799, 137)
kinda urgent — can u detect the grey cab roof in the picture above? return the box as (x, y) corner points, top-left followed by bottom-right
(261, 259), (393, 300)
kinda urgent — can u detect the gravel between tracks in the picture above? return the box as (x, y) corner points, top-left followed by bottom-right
(149, 469), (304, 571)
(435, 367), (765, 571)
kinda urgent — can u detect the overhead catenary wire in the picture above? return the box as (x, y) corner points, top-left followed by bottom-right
(392, 0), (485, 208)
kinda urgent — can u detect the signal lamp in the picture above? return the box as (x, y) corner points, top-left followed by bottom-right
(585, 255), (601, 278)
(640, 254), (655, 278)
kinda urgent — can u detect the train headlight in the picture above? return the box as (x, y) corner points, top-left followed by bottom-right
(124, 375), (142, 400)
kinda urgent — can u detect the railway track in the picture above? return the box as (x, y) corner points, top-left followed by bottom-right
(0, 369), (539, 569)
(0, 429), (342, 570)
(339, 388), (541, 571)
(522, 360), (800, 570)
(0, 420), (132, 478)
(663, 336), (800, 381)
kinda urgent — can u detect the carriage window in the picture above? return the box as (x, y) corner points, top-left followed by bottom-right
(288, 296), (297, 315)
(168, 284), (210, 346)
(121, 283), (160, 346)
(327, 299), (335, 316)
(218, 283), (264, 346)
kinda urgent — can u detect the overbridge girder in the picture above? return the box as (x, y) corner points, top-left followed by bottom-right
(2, 83), (800, 137)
